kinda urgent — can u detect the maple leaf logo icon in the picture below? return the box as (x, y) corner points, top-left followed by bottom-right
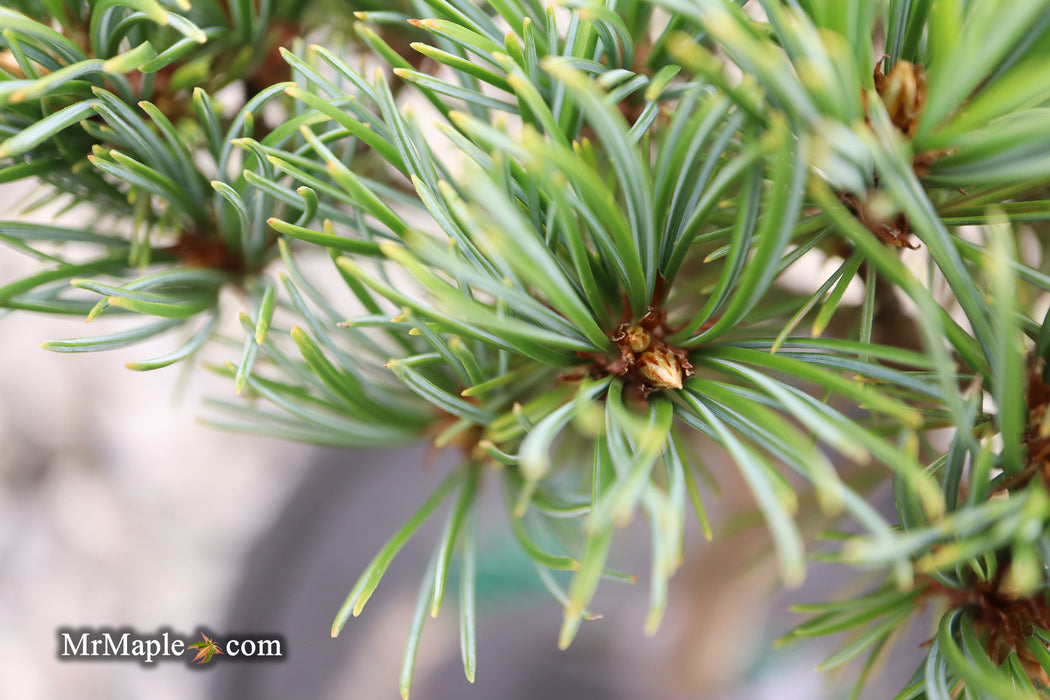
(187, 633), (224, 664)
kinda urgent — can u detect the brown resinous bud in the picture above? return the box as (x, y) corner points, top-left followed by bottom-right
(620, 324), (652, 354)
(874, 60), (927, 137)
(637, 344), (687, 391)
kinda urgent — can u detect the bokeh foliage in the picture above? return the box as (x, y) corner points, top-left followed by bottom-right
(4, 0), (1050, 697)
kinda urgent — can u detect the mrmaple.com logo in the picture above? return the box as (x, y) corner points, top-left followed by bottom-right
(57, 628), (284, 666)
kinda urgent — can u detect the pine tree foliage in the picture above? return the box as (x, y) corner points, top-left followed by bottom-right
(4, 0), (1050, 696)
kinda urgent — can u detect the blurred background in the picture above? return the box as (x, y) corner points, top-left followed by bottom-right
(0, 179), (924, 699)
